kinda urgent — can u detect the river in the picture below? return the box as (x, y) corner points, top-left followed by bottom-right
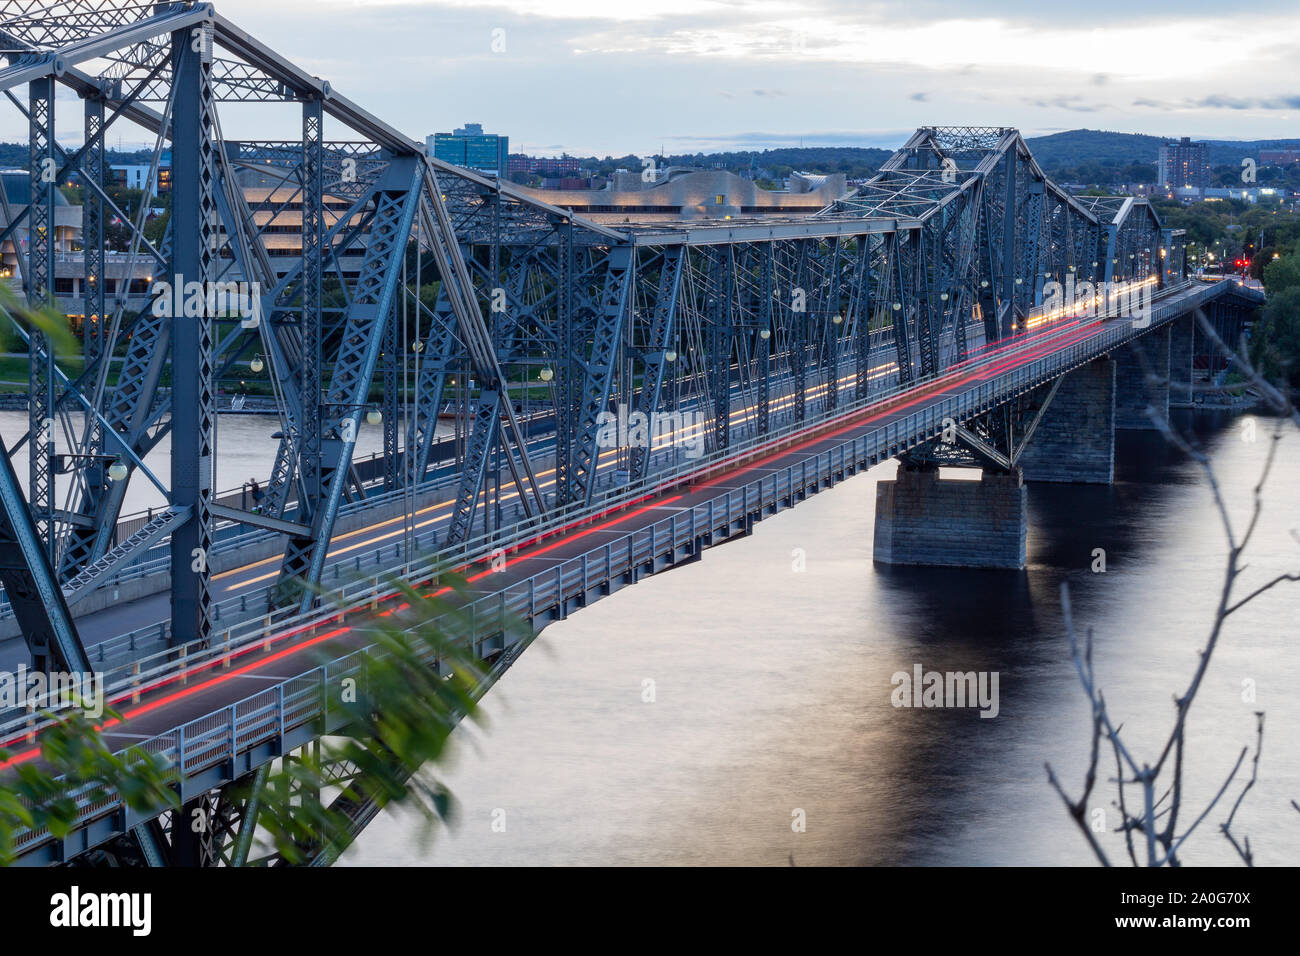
(0, 411), (386, 516)
(335, 407), (1300, 866)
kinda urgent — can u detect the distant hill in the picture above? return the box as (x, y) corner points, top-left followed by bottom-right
(1022, 130), (1167, 168)
(641, 132), (1300, 183)
(1023, 128), (1300, 169)
(662, 146), (895, 178)
(570, 146), (896, 181)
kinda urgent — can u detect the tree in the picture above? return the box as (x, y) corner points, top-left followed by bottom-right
(1250, 286), (1300, 390)
(1263, 253), (1300, 295)
(1049, 314), (1300, 865)
(0, 570), (523, 866)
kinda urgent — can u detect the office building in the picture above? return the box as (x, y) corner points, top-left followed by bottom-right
(427, 122), (508, 175)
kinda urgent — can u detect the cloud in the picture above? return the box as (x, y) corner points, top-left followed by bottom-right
(1198, 94), (1257, 110)
(1024, 95), (1106, 112)
(663, 128), (916, 150)
(1133, 93), (1300, 111)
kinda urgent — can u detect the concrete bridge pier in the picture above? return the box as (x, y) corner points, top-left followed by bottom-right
(1020, 357), (1117, 484)
(1168, 314), (1196, 407)
(873, 465), (1026, 569)
(1114, 324), (1171, 429)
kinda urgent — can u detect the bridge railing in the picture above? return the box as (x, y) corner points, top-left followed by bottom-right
(0, 281), (1217, 728)
(8, 279), (1221, 729)
(4, 278), (1210, 728)
(2, 278), (1233, 859)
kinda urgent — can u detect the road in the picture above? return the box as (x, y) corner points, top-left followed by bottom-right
(0, 287), (1144, 768)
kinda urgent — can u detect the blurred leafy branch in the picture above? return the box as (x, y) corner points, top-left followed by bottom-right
(0, 283), (79, 359)
(0, 568), (522, 866)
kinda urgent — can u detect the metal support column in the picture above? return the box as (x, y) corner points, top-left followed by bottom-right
(27, 74), (56, 561)
(169, 20), (217, 646)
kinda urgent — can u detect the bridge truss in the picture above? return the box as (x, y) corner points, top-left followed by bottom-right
(0, 1), (1208, 866)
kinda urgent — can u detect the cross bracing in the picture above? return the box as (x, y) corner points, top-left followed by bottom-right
(0, 1), (1252, 871)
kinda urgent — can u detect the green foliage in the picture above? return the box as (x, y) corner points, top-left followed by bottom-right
(419, 281), (441, 312)
(145, 208), (170, 245)
(254, 572), (498, 865)
(1150, 197), (1300, 271)
(0, 707), (179, 866)
(1251, 284), (1300, 391)
(0, 569), (523, 866)
(0, 284), (78, 359)
(1263, 253), (1300, 294)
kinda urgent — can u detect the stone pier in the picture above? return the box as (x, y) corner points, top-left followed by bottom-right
(873, 466), (1026, 569)
(1020, 357), (1116, 484)
(1168, 313), (1195, 406)
(1114, 323), (1170, 430)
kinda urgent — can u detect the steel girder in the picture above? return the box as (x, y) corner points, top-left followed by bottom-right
(563, 243), (634, 506)
(902, 376), (1064, 473)
(757, 243), (774, 427)
(253, 170), (387, 522)
(627, 246), (684, 479)
(26, 73), (55, 559)
(422, 166), (549, 541)
(848, 236), (873, 400)
(168, 21), (217, 647)
(299, 98), (325, 513)
(788, 240), (811, 420)
(705, 246), (733, 453)
(0, 432), (86, 672)
(404, 286), (458, 487)
(820, 127), (1176, 351)
(275, 157), (424, 611)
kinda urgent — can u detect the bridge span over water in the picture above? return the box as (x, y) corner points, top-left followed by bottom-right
(0, 2), (1263, 865)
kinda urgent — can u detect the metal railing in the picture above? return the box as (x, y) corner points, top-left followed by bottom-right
(9, 278), (1220, 718)
(3, 279), (1229, 858)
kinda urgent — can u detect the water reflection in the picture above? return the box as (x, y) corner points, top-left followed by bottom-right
(339, 407), (1300, 866)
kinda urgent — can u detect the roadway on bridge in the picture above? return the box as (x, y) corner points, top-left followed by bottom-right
(1, 348), (905, 661)
(0, 282), (1174, 769)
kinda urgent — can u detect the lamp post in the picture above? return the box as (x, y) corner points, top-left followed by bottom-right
(52, 453), (128, 483)
(319, 401), (383, 429)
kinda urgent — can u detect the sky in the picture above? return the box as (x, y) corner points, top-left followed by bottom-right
(25, 0), (1300, 155)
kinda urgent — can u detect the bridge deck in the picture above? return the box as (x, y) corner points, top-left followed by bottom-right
(0, 278), (1258, 863)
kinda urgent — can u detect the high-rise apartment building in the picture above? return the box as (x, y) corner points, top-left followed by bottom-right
(1158, 137), (1210, 189)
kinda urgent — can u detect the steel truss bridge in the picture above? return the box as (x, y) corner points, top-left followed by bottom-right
(0, 2), (1264, 865)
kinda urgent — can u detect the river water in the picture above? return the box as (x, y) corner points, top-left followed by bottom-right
(0, 411), (385, 515)
(333, 407), (1300, 866)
